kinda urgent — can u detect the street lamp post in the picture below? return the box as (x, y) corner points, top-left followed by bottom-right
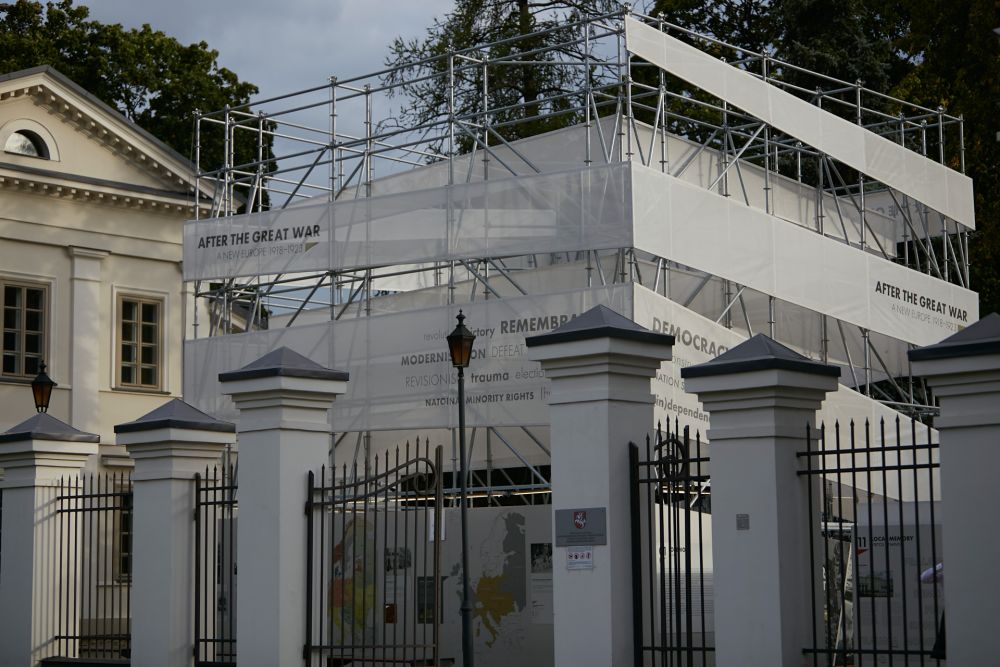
(447, 310), (476, 667)
(31, 361), (56, 413)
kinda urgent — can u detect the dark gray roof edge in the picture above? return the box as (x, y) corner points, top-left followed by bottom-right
(908, 339), (1000, 362)
(0, 160), (197, 201)
(218, 366), (350, 383)
(525, 325), (674, 348)
(0, 430), (99, 444)
(114, 418), (236, 434)
(681, 356), (841, 379)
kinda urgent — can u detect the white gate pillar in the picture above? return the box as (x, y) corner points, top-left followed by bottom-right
(0, 413), (99, 667)
(219, 347), (348, 667)
(909, 312), (1000, 665)
(116, 399), (235, 667)
(681, 334), (838, 667)
(526, 305), (674, 667)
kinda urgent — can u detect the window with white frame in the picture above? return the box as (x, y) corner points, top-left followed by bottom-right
(2, 282), (46, 379)
(117, 295), (162, 390)
(4, 129), (50, 159)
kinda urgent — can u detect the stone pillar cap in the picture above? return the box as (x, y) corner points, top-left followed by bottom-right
(525, 304), (674, 347)
(114, 398), (235, 434)
(0, 412), (100, 444)
(681, 333), (840, 379)
(217, 346), (349, 383)
(909, 312), (1000, 362)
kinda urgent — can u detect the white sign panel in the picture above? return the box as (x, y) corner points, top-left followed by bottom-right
(565, 547), (594, 571)
(184, 285), (632, 431)
(624, 17), (975, 229)
(183, 163), (630, 281)
(633, 285), (935, 464)
(632, 164), (978, 348)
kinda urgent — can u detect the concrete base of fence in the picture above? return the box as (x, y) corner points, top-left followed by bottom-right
(0, 413), (99, 667)
(219, 348), (347, 667)
(683, 335), (838, 667)
(527, 306), (674, 667)
(910, 313), (1000, 666)
(117, 399), (235, 667)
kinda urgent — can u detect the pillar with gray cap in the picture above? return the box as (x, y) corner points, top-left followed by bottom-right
(908, 312), (1000, 665)
(0, 413), (99, 666)
(218, 347), (348, 667)
(526, 305), (674, 667)
(681, 334), (839, 667)
(115, 398), (235, 667)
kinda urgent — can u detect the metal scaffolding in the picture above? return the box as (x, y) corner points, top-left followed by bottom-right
(189, 6), (969, 468)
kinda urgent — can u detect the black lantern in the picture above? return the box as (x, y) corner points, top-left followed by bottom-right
(31, 361), (56, 413)
(447, 310), (476, 368)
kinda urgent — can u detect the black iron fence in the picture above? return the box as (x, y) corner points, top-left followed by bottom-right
(194, 462), (238, 666)
(630, 421), (714, 667)
(305, 440), (444, 667)
(799, 418), (943, 666)
(51, 471), (133, 660)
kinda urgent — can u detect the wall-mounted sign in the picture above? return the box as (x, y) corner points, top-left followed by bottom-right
(555, 507), (607, 546)
(566, 546), (594, 570)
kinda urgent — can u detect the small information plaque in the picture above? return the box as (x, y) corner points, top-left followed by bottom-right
(566, 546), (594, 570)
(554, 507), (607, 546)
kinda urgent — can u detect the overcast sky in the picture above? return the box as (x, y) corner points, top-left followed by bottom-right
(85, 0), (454, 102)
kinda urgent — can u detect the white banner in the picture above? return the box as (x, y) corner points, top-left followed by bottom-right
(624, 17), (975, 229)
(632, 164), (977, 347)
(182, 163), (630, 281)
(633, 285), (933, 468)
(185, 285), (632, 431)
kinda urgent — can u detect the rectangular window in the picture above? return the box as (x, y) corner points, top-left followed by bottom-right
(2, 282), (46, 379)
(118, 295), (162, 390)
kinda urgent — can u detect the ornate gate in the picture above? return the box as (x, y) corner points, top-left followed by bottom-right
(305, 441), (444, 666)
(630, 422), (714, 666)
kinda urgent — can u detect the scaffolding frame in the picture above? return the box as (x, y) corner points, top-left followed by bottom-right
(190, 7), (965, 473)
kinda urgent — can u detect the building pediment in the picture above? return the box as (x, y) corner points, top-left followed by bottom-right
(0, 66), (212, 215)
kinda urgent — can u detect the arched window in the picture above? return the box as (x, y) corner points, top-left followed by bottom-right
(4, 129), (50, 159)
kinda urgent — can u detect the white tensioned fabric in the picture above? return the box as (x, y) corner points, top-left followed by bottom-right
(183, 163), (630, 282)
(624, 17), (976, 230)
(631, 164), (978, 347)
(185, 281), (935, 498)
(632, 285), (935, 498)
(185, 284), (633, 431)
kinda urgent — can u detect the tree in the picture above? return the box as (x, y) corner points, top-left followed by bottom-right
(0, 0), (269, 181)
(382, 0), (620, 155)
(651, 0), (776, 56)
(889, 0), (1000, 316)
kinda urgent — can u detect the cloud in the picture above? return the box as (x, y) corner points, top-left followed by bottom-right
(84, 0), (452, 99)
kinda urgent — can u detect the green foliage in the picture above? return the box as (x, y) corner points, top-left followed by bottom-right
(382, 0), (620, 155)
(653, 0), (776, 55)
(0, 0), (269, 180)
(890, 0), (1000, 316)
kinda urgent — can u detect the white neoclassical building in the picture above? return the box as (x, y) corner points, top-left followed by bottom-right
(0, 66), (211, 463)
